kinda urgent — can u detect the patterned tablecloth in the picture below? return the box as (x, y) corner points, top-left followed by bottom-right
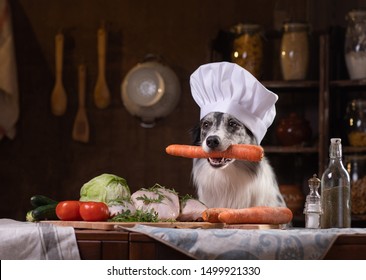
(0, 219), (80, 260)
(125, 225), (366, 260)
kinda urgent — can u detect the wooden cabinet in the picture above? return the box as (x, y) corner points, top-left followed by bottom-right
(75, 230), (191, 260)
(75, 229), (366, 260)
(76, 230), (129, 260)
(258, 33), (327, 202)
(262, 80), (323, 184)
(260, 31), (366, 225)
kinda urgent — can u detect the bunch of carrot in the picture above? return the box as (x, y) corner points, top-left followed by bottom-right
(202, 206), (293, 224)
(165, 144), (264, 162)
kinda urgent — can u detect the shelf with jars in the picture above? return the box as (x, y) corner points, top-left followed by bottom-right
(328, 100), (366, 223)
(262, 80), (320, 156)
(260, 30), (324, 190)
(213, 23), (323, 222)
(325, 10), (366, 224)
(211, 21), (366, 226)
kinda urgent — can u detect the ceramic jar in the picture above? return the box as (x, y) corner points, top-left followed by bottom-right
(231, 23), (263, 79)
(276, 113), (312, 146)
(280, 22), (309, 80)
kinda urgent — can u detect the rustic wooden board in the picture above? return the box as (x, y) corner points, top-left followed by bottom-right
(40, 220), (225, 230)
(224, 223), (285, 229)
(40, 220), (283, 230)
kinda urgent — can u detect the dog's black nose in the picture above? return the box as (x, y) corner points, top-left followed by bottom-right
(206, 136), (220, 148)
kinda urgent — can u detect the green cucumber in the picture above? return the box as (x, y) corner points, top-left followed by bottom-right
(31, 204), (58, 221)
(30, 195), (58, 208)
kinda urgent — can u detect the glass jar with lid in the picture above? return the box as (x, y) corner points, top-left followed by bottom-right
(345, 99), (366, 147)
(345, 154), (366, 215)
(230, 23), (263, 79)
(280, 22), (309, 81)
(345, 9), (366, 80)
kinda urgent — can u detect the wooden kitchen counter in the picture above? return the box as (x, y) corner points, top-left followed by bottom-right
(75, 229), (366, 260)
(76, 229), (191, 260)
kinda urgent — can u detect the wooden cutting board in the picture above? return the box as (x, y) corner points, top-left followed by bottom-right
(40, 220), (283, 230)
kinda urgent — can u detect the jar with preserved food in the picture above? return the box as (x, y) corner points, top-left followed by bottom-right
(231, 23), (263, 79)
(280, 22), (309, 81)
(345, 9), (366, 80)
(345, 99), (366, 147)
(345, 154), (366, 215)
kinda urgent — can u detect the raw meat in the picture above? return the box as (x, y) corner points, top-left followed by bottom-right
(178, 197), (208, 222)
(131, 185), (180, 220)
(108, 200), (136, 217)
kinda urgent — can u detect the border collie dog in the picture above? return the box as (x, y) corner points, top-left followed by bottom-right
(191, 112), (286, 209)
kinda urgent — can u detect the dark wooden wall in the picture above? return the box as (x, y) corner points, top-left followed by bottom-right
(0, 0), (357, 220)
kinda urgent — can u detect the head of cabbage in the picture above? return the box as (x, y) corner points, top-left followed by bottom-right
(80, 173), (130, 206)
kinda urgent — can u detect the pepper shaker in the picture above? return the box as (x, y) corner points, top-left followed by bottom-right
(303, 174), (322, 229)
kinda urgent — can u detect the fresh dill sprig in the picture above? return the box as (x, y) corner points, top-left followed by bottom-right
(135, 193), (165, 204)
(109, 209), (159, 222)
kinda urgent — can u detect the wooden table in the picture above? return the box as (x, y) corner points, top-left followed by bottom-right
(75, 229), (366, 260)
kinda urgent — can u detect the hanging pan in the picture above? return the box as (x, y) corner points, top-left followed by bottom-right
(121, 55), (181, 127)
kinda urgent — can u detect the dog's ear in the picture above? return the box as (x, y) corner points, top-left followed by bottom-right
(245, 127), (258, 145)
(189, 124), (201, 146)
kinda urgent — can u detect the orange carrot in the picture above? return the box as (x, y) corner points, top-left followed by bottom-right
(165, 144), (264, 162)
(217, 206), (293, 224)
(202, 208), (231, 223)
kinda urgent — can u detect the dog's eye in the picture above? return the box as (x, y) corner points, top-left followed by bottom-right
(229, 120), (239, 128)
(202, 121), (211, 129)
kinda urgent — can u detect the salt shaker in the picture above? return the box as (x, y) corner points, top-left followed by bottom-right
(303, 174), (322, 229)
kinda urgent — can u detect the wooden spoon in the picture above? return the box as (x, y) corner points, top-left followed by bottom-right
(72, 64), (89, 143)
(50, 32), (67, 116)
(93, 25), (111, 109)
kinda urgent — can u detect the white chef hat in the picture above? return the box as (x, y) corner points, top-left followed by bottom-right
(190, 62), (278, 144)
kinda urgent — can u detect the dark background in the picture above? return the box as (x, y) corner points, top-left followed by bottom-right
(0, 0), (362, 220)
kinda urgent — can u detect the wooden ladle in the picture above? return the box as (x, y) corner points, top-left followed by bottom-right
(93, 25), (111, 109)
(50, 32), (67, 116)
(72, 64), (89, 143)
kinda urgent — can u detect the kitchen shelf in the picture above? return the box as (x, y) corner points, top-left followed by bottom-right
(330, 79), (366, 88)
(258, 33), (327, 189)
(249, 32), (366, 227)
(344, 146), (366, 153)
(262, 80), (319, 89)
(263, 146), (318, 153)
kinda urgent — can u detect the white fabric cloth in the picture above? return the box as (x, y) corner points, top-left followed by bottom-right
(124, 225), (366, 260)
(0, 219), (80, 260)
(0, 0), (19, 140)
(190, 62), (278, 144)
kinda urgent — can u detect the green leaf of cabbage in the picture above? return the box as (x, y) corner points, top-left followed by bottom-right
(79, 173), (130, 206)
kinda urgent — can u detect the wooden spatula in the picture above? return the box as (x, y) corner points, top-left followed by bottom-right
(93, 25), (111, 109)
(72, 64), (89, 143)
(51, 32), (67, 116)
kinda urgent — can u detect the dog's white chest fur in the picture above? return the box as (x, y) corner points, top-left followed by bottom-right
(192, 158), (284, 209)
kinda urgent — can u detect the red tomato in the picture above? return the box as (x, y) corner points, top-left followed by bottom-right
(79, 202), (109, 221)
(56, 201), (83, 221)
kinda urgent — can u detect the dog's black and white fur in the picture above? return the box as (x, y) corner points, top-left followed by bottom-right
(191, 112), (286, 209)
